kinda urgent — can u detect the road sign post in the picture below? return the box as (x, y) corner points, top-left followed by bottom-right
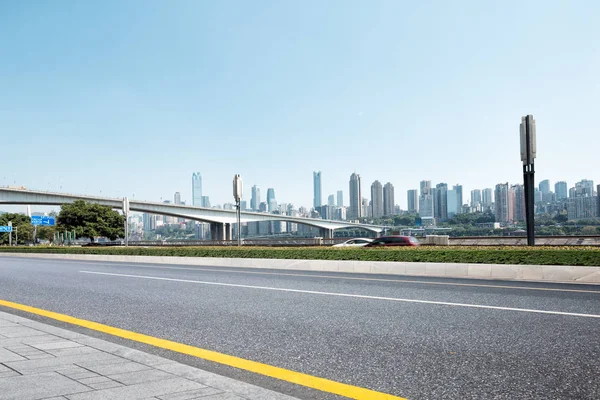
(123, 197), (130, 247)
(520, 115), (536, 246)
(8, 221), (12, 246)
(233, 175), (243, 246)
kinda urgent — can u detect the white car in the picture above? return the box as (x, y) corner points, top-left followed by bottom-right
(332, 238), (374, 247)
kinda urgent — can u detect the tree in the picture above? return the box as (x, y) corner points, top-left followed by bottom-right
(0, 213), (33, 245)
(57, 201), (124, 242)
(581, 226), (599, 235)
(36, 226), (57, 243)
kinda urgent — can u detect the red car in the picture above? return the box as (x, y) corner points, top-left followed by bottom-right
(364, 235), (420, 247)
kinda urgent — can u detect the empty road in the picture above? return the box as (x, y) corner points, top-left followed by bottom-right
(0, 256), (599, 399)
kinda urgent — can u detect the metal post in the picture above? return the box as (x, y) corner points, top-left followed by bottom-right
(123, 197), (129, 247)
(14, 227), (17, 246)
(236, 200), (241, 246)
(8, 221), (12, 246)
(520, 115), (536, 246)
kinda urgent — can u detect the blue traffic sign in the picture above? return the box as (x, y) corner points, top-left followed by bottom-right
(0, 226), (12, 233)
(31, 216), (56, 226)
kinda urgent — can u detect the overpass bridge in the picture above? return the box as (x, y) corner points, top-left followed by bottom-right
(0, 187), (385, 240)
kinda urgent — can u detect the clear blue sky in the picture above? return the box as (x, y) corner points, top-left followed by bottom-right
(1, 1), (599, 211)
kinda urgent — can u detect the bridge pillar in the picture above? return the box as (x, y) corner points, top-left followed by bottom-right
(225, 223), (232, 241)
(210, 223), (226, 241)
(319, 228), (334, 239)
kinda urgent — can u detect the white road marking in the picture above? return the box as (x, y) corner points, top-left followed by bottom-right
(80, 271), (600, 319)
(21, 257), (598, 294)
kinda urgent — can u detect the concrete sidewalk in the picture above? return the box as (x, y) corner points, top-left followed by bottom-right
(0, 311), (298, 400)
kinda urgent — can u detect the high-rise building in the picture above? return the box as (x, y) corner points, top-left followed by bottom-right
(510, 184), (525, 222)
(539, 180), (550, 195)
(447, 189), (457, 218)
(534, 188), (542, 203)
(567, 197), (598, 220)
(327, 194), (335, 206)
(336, 190), (343, 207)
(569, 187), (577, 198)
(192, 173), (202, 207)
(370, 180), (383, 218)
(434, 183), (448, 221)
(419, 181), (434, 222)
(259, 202), (268, 212)
(174, 192), (181, 205)
(313, 171), (322, 209)
(362, 198), (371, 218)
(495, 183), (510, 224)
(201, 196), (210, 208)
(453, 184), (463, 214)
(419, 194), (434, 220)
(348, 173), (362, 220)
(575, 179), (594, 197)
(383, 182), (395, 217)
(407, 190), (418, 213)
(482, 188), (493, 206)
(266, 188), (277, 212)
(420, 181), (432, 197)
(471, 190), (482, 206)
(251, 185), (260, 211)
(555, 181), (568, 200)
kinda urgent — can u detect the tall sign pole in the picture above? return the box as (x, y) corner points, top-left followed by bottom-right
(8, 221), (12, 246)
(233, 174), (243, 246)
(123, 197), (130, 247)
(520, 115), (536, 246)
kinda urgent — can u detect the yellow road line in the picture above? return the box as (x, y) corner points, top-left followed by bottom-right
(0, 299), (405, 400)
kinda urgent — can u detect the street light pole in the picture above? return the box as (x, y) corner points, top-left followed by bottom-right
(233, 174), (243, 246)
(520, 115), (536, 246)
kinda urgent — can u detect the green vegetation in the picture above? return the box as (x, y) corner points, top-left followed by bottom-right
(1, 246), (599, 266)
(58, 200), (124, 242)
(0, 213), (32, 245)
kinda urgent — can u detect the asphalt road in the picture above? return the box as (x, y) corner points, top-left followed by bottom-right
(0, 256), (599, 399)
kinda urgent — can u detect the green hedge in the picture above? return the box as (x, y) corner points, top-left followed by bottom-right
(1, 246), (600, 266)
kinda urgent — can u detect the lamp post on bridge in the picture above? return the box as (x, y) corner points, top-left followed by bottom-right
(123, 197), (130, 247)
(233, 174), (243, 246)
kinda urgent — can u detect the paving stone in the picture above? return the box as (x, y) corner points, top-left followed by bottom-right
(108, 369), (176, 385)
(77, 376), (113, 385)
(0, 348), (26, 363)
(47, 347), (100, 357)
(66, 377), (206, 400)
(0, 326), (47, 338)
(82, 361), (151, 376)
(5, 352), (123, 373)
(87, 381), (124, 390)
(0, 371), (91, 399)
(157, 387), (223, 400)
(32, 341), (85, 351)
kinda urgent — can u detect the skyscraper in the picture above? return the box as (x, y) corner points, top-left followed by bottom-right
(348, 173), (362, 220)
(434, 183), (448, 221)
(201, 196), (210, 208)
(336, 190), (343, 207)
(407, 190), (418, 213)
(510, 184), (525, 222)
(482, 188), (493, 206)
(371, 180), (383, 218)
(251, 185), (260, 211)
(575, 179), (594, 197)
(539, 180), (550, 195)
(471, 189), (482, 206)
(267, 188), (277, 212)
(192, 173), (202, 207)
(555, 181), (568, 200)
(420, 180), (432, 197)
(447, 189), (457, 217)
(327, 194), (335, 206)
(383, 182), (395, 217)
(174, 192), (181, 205)
(495, 183), (509, 223)
(313, 171), (322, 209)
(453, 184), (463, 214)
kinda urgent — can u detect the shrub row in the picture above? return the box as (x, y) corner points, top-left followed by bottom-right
(1, 246), (599, 266)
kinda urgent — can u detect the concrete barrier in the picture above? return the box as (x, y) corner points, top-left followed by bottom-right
(1, 253), (599, 285)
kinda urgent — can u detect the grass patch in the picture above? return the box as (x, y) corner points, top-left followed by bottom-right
(1, 246), (600, 266)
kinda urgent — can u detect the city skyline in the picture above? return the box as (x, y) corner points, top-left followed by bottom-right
(2, 3), (599, 211)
